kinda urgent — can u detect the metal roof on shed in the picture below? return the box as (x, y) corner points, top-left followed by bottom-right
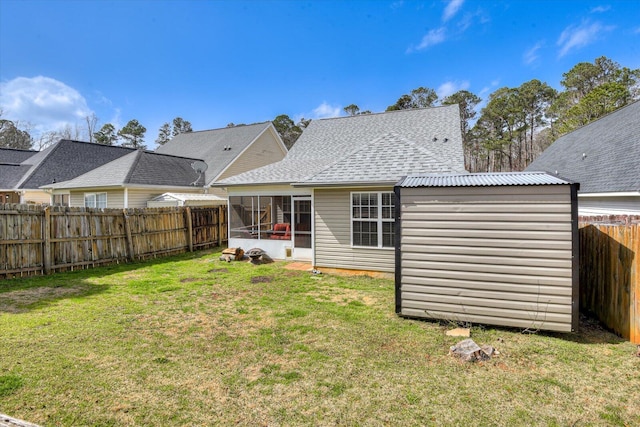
(397, 172), (574, 188)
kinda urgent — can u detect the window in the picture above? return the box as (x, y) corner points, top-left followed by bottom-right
(351, 192), (395, 248)
(85, 192), (107, 208)
(52, 194), (69, 206)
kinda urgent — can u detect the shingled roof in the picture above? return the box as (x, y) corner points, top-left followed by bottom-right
(0, 147), (37, 164)
(14, 140), (135, 189)
(43, 150), (205, 189)
(155, 122), (285, 185)
(217, 105), (466, 187)
(526, 101), (640, 193)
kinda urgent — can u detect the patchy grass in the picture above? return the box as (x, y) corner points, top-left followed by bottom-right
(0, 248), (638, 426)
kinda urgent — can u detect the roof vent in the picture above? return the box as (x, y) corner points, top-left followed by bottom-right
(443, 137), (448, 142)
(582, 153), (587, 160)
(432, 137), (438, 142)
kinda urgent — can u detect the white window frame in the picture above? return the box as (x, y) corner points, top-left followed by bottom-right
(350, 191), (395, 249)
(84, 192), (107, 209)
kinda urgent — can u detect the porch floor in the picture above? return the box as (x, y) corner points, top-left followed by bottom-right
(284, 261), (393, 279)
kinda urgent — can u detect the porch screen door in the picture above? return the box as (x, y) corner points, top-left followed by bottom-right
(293, 198), (312, 249)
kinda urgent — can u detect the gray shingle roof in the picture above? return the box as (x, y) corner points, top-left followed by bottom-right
(155, 122), (283, 185)
(0, 164), (31, 189)
(0, 147), (37, 164)
(43, 150), (205, 189)
(218, 105), (466, 186)
(525, 101), (640, 193)
(15, 140), (135, 189)
(397, 172), (573, 188)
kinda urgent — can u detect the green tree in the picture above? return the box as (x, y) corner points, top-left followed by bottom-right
(118, 119), (146, 149)
(442, 90), (481, 171)
(344, 104), (361, 116)
(517, 79), (557, 165)
(552, 56), (640, 135)
(387, 87), (438, 111)
(93, 123), (118, 146)
(156, 123), (172, 145)
(0, 118), (33, 150)
(171, 117), (193, 137)
(273, 114), (304, 149)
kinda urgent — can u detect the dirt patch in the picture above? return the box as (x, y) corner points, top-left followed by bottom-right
(0, 286), (88, 313)
(250, 276), (273, 284)
(208, 268), (229, 273)
(307, 287), (378, 306)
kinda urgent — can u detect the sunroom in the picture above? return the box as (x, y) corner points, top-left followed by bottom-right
(228, 191), (313, 260)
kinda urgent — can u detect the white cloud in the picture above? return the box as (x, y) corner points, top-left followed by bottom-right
(557, 20), (615, 57)
(437, 80), (470, 98)
(0, 76), (93, 137)
(409, 27), (447, 52)
(390, 1), (404, 10)
(523, 41), (544, 65)
(311, 102), (342, 119)
(590, 5), (611, 13)
(443, 0), (464, 22)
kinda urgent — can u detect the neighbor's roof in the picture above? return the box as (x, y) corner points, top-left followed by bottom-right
(0, 164), (31, 189)
(397, 172), (574, 188)
(42, 150), (205, 189)
(218, 105), (466, 187)
(150, 193), (226, 202)
(525, 101), (640, 193)
(14, 140), (135, 189)
(0, 147), (38, 164)
(155, 122), (285, 185)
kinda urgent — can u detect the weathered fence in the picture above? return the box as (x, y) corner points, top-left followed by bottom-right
(579, 215), (640, 344)
(0, 204), (227, 279)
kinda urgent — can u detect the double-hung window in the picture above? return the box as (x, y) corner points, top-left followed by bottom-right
(351, 192), (395, 248)
(85, 192), (107, 209)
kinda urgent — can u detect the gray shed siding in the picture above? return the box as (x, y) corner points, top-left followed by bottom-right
(314, 187), (395, 273)
(397, 184), (578, 332)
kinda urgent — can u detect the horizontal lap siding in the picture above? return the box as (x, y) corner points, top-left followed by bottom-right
(315, 188), (395, 273)
(399, 185), (575, 332)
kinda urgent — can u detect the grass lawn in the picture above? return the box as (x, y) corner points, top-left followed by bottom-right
(1, 248), (639, 426)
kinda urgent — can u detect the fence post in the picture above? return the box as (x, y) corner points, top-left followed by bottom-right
(43, 206), (51, 275)
(218, 206), (223, 247)
(185, 207), (193, 252)
(123, 209), (135, 261)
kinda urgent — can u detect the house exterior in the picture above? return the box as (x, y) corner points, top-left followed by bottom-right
(214, 105), (466, 271)
(1, 140), (135, 205)
(0, 147), (37, 203)
(395, 172), (579, 332)
(155, 122), (288, 192)
(526, 101), (640, 215)
(146, 192), (227, 207)
(41, 150), (207, 209)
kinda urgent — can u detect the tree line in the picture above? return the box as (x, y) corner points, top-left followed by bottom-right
(2, 56), (637, 171)
(339, 56), (638, 172)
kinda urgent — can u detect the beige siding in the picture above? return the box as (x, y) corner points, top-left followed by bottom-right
(578, 195), (640, 214)
(126, 189), (163, 208)
(399, 185), (576, 332)
(217, 128), (286, 181)
(314, 187), (395, 273)
(22, 190), (52, 204)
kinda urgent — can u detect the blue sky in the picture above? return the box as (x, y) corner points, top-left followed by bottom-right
(1, 0), (639, 148)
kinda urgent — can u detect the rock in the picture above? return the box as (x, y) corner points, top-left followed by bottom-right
(450, 338), (495, 362)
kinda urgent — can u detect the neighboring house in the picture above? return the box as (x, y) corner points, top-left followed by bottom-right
(41, 150), (208, 209)
(0, 147), (37, 203)
(147, 192), (227, 207)
(156, 122), (288, 193)
(526, 101), (640, 215)
(214, 105), (466, 271)
(1, 140), (135, 205)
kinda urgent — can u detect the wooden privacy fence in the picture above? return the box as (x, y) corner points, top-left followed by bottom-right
(0, 204), (227, 279)
(579, 215), (640, 344)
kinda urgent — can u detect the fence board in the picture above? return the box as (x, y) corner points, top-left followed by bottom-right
(0, 204), (228, 279)
(579, 215), (640, 344)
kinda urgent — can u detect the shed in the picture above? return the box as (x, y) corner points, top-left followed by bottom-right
(146, 192), (226, 208)
(395, 172), (580, 332)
